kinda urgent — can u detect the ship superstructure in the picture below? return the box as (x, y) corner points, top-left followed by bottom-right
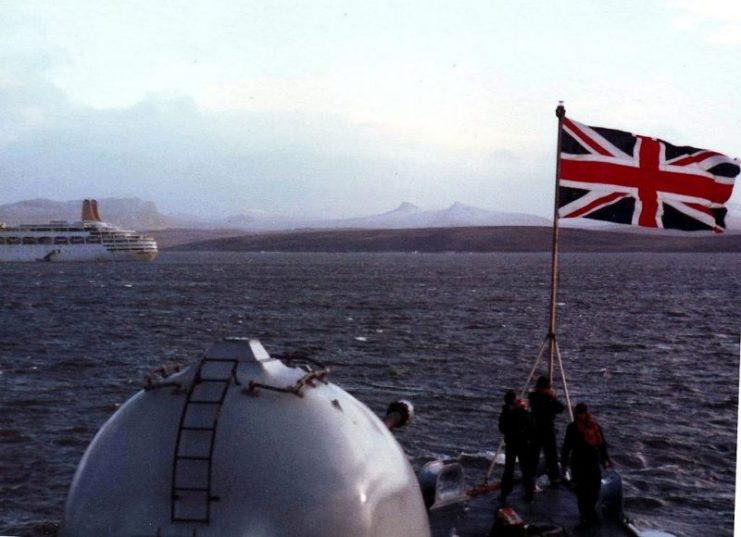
(0, 199), (158, 262)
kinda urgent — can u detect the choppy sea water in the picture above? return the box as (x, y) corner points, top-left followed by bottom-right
(0, 251), (738, 536)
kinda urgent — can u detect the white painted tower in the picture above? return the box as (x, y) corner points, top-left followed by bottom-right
(61, 338), (431, 537)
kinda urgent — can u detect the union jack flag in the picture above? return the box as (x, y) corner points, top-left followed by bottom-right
(558, 117), (739, 232)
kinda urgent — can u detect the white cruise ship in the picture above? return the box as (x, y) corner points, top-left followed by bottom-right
(0, 199), (158, 262)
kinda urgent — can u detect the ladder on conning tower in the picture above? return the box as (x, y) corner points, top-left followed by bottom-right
(171, 357), (239, 524)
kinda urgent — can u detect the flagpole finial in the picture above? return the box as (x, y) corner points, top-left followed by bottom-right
(556, 101), (565, 118)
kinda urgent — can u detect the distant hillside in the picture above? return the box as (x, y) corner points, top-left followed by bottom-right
(0, 198), (181, 229)
(149, 228), (248, 249)
(4, 197), (739, 238)
(0, 198), (550, 231)
(310, 201), (551, 229)
(216, 201), (551, 230)
(167, 226), (741, 253)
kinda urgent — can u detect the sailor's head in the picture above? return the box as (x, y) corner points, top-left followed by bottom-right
(574, 402), (589, 415)
(536, 376), (550, 389)
(504, 389), (516, 405)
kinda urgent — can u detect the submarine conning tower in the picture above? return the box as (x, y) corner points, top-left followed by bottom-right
(61, 338), (431, 537)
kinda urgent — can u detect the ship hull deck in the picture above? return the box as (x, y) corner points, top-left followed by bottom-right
(429, 481), (637, 537)
(0, 244), (157, 262)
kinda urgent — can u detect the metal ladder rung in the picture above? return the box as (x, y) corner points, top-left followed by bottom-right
(197, 378), (232, 383)
(171, 357), (240, 524)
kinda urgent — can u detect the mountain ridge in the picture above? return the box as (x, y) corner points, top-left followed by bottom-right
(0, 198), (551, 231)
(2, 198), (739, 242)
(0, 197), (178, 230)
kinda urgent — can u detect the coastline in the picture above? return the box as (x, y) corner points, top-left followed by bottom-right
(154, 225), (741, 253)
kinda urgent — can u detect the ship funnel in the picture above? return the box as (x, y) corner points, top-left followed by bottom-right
(91, 199), (103, 222)
(81, 199), (95, 221)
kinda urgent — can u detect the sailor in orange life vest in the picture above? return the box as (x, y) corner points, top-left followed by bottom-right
(528, 375), (565, 484)
(497, 390), (535, 503)
(561, 402), (612, 528)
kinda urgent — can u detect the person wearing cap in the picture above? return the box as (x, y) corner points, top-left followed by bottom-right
(561, 402), (611, 528)
(528, 375), (565, 484)
(498, 389), (535, 503)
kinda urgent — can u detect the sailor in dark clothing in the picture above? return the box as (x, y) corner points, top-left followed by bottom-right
(561, 402), (611, 528)
(528, 376), (565, 484)
(498, 389), (535, 503)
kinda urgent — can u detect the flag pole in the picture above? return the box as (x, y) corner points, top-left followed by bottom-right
(548, 102), (566, 384)
(482, 102), (570, 486)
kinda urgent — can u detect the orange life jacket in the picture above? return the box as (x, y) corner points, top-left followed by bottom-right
(575, 412), (603, 448)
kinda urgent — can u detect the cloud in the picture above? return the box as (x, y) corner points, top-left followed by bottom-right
(667, 0), (741, 45)
(195, 63), (528, 155)
(0, 36), (560, 219)
(1, 66), (547, 218)
(9, 1), (738, 220)
(0, 56), (70, 145)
